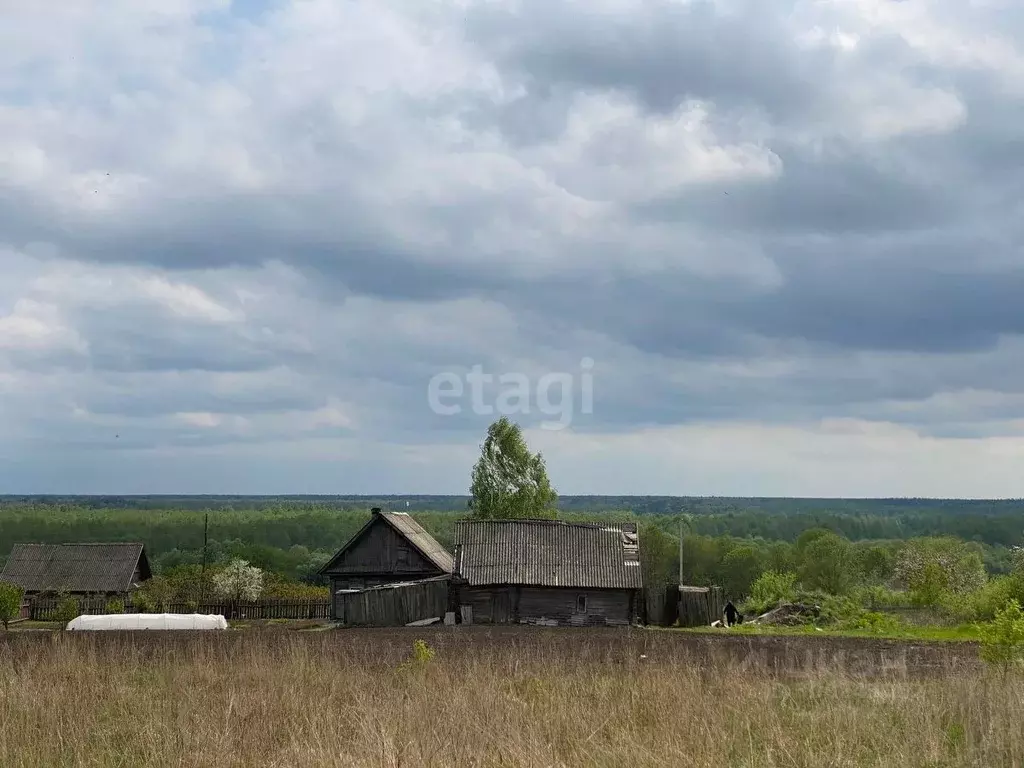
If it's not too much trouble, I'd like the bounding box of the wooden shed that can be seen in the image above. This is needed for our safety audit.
[452,519,643,627]
[0,542,152,598]
[333,576,451,627]
[319,508,454,621]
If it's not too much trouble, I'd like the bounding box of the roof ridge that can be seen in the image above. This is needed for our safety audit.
[456,519,624,528]
[14,541,144,547]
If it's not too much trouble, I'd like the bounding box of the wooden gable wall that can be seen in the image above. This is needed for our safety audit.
[324,517,441,579]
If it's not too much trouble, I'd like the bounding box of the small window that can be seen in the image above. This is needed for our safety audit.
[576,595,587,613]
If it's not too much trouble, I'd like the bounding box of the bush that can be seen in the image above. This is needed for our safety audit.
[411,639,435,665]
[400,639,436,672]
[54,596,80,626]
[838,611,905,635]
[0,581,24,630]
[133,593,155,613]
[850,585,909,611]
[938,575,1024,624]
[105,599,125,614]
[815,592,863,623]
[978,599,1024,676]
[745,571,797,615]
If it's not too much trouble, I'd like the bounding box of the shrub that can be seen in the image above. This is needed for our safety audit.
[105,599,125,614]
[838,611,905,635]
[939,575,1024,624]
[0,581,24,630]
[745,571,797,615]
[851,585,908,611]
[978,599,1024,677]
[133,593,155,613]
[411,639,435,665]
[54,596,80,627]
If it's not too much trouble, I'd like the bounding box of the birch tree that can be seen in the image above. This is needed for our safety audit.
[469,417,557,519]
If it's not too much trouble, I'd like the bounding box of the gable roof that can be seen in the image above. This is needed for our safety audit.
[453,519,642,589]
[0,542,152,593]
[319,510,454,575]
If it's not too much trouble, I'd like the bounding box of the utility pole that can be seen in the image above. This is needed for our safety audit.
[199,512,209,603]
[678,516,684,587]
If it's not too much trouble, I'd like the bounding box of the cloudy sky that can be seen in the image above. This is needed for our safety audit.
[2,0,1024,497]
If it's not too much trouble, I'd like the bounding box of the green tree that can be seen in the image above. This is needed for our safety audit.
[639,523,677,592]
[136,575,176,611]
[857,544,897,584]
[469,417,557,519]
[0,581,24,630]
[721,545,765,599]
[798,532,857,595]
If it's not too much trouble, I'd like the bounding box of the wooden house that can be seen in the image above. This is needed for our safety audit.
[319,508,454,621]
[0,542,152,598]
[452,519,643,626]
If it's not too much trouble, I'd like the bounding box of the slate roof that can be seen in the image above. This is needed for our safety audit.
[453,519,642,589]
[0,542,152,594]
[319,510,454,575]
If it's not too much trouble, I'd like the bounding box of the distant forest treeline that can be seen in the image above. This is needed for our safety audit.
[2,495,1023,545]
[2,497,1023,602]
[4,494,1024,516]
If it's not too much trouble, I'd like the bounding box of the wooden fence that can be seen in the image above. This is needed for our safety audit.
[28,597,330,622]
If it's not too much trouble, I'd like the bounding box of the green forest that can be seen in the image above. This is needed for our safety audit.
[3,495,1024,626]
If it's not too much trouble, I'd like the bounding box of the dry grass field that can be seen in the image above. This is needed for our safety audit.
[0,627,1020,767]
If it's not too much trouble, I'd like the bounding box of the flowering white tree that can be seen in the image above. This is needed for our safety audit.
[213,559,264,603]
[894,537,986,605]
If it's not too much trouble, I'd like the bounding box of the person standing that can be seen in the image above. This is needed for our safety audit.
[724,600,739,627]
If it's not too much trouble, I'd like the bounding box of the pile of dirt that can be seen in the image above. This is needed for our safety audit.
[750,602,822,626]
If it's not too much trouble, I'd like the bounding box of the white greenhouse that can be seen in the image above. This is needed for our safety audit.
[65,613,229,631]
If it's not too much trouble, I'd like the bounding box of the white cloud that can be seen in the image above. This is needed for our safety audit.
[0,299,85,353]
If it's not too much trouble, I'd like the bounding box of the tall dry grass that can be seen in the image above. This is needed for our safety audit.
[0,629,1020,767]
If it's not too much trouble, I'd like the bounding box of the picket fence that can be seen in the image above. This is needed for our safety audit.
[29,597,330,622]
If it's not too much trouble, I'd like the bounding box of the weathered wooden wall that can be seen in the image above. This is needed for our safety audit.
[676,586,724,628]
[326,522,435,579]
[460,586,637,626]
[335,577,450,627]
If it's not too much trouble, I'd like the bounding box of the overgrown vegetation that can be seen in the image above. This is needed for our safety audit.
[0,630,1019,767]
[978,599,1024,676]
[0,582,23,630]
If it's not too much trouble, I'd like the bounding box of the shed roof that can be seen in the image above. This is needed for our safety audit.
[0,542,152,594]
[319,510,454,575]
[453,519,642,589]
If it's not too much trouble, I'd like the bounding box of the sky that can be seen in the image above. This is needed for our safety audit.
[2,0,1024,497]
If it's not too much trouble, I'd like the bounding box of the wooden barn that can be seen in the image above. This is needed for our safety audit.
[319,508,454,621]
[0,542,152,598]
[452,519,643,626]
